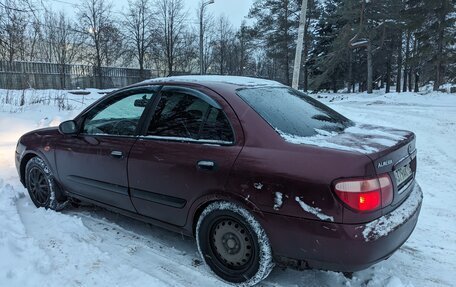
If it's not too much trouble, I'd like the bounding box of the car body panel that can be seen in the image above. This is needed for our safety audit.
[54,135,138,212]
[128,139,242,226]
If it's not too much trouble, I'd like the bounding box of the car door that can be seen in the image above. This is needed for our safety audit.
[54,87,159,211]
[128,86,244,226]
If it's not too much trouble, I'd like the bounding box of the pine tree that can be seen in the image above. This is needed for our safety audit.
[405,0,456,90]
[248,0,301,85]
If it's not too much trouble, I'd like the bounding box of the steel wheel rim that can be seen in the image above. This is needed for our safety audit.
[210,217,254,269]
[28,167,50,205]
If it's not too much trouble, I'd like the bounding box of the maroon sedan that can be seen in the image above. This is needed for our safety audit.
[15,76,422,286]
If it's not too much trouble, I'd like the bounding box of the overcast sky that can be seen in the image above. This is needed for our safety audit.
[45,0,255,28]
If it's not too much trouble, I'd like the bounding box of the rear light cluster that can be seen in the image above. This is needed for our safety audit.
[333,174,393,212]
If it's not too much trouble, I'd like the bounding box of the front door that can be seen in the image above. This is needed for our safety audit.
[128,86,243,226]
[55,88,157,211]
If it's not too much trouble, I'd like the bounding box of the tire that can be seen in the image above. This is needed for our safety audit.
[25,157,68,211]
[196,201,274,286]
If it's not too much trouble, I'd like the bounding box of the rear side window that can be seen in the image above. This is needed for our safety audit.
[237,87,353,137]
[147,91,234,143]
[199,107,234,143]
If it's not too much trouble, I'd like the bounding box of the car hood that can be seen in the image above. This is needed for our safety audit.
[21,126,60,139]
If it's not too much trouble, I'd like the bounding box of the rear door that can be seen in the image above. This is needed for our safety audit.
[128,86,243,226]
[55,87,159,211]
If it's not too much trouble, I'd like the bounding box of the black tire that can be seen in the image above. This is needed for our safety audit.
[25,157,68,211]
[196,201,274,286]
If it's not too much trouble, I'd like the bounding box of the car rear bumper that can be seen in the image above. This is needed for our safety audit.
[261,182,423,272]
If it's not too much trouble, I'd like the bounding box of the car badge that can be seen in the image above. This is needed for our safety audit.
[378,159,393,169]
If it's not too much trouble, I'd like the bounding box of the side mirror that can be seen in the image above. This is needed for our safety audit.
[134,95,149,107]
[59,120,78,135]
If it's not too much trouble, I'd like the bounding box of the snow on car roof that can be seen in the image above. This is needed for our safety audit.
[141,75,285,87]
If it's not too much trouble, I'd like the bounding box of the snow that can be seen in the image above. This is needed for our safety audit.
[351,40,370,47]
[0,87,456,286]
[295,196,334,222]
[363,182,423,242]
[273,192,283,210]
[142,75,285,87]
[253,182,264,190]
[277,124,409,154]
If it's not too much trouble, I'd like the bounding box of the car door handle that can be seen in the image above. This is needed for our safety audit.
[197,160,216,171]
[110,151,124,158]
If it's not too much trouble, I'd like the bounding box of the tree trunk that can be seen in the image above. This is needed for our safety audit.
[434,8,446,91]
[414,72,419,92]
[348,50,353,93]
[396,31,403,93]
[410,35,418,91]
[403,30,411,92]
[284,0,291,86]
[386,51,391,93]
[302,12,311,92]
[367,43,373,94]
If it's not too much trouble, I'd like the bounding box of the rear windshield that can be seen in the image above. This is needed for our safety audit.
[237,87,353,137]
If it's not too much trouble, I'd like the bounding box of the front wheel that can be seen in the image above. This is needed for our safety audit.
[196,201,274,286]
[25,157,68,210]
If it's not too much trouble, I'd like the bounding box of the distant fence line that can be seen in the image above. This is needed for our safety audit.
[0,61,163,90]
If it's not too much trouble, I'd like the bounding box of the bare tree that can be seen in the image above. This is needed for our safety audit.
[175,30,198,73]
[78,0,114,88]
[0,0,28,62]
[100,23,123,67]
[123,0,157,79]
[213,15,233,75]
[154,0,187,75]
[201,14,215,74]
[44,11,84,88]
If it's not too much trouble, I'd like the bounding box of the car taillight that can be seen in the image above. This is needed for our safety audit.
[334,174,393,212]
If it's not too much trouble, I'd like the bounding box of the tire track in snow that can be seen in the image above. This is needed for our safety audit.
[64,208,227,287]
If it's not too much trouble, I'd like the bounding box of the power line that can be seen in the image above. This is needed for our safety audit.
[0,2,37,13]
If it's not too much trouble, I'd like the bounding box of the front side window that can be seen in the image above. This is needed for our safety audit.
[147,90,234,143]
[83,92,154,136]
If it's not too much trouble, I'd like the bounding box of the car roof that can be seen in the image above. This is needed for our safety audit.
[131,75,285,91]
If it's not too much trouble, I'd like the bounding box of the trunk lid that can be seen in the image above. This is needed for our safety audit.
[310,124,417,214]
[335,124,417,212]
[367,130,417,211]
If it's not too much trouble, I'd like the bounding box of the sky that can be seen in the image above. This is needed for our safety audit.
[185,0,255,27]
[45,0,255,28]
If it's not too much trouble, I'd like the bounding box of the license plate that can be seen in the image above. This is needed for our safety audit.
[394,163,413,188]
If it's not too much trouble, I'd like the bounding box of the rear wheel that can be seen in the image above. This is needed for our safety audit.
[196,201,274,286]
[25,157,68,210]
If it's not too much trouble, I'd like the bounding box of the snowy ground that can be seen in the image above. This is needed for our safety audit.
[0,88,455,287]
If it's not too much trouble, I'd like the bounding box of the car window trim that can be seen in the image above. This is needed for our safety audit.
[138,135,234,146]
[160,86,222,109]
[77,86,162,137]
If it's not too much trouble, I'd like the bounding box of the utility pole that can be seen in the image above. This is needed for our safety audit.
[292,0,309,89]
[200,0,214,75]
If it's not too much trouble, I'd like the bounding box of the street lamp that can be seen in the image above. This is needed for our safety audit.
[200,0,215,75]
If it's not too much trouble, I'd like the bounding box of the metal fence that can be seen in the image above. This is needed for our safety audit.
[0,61,162,90]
